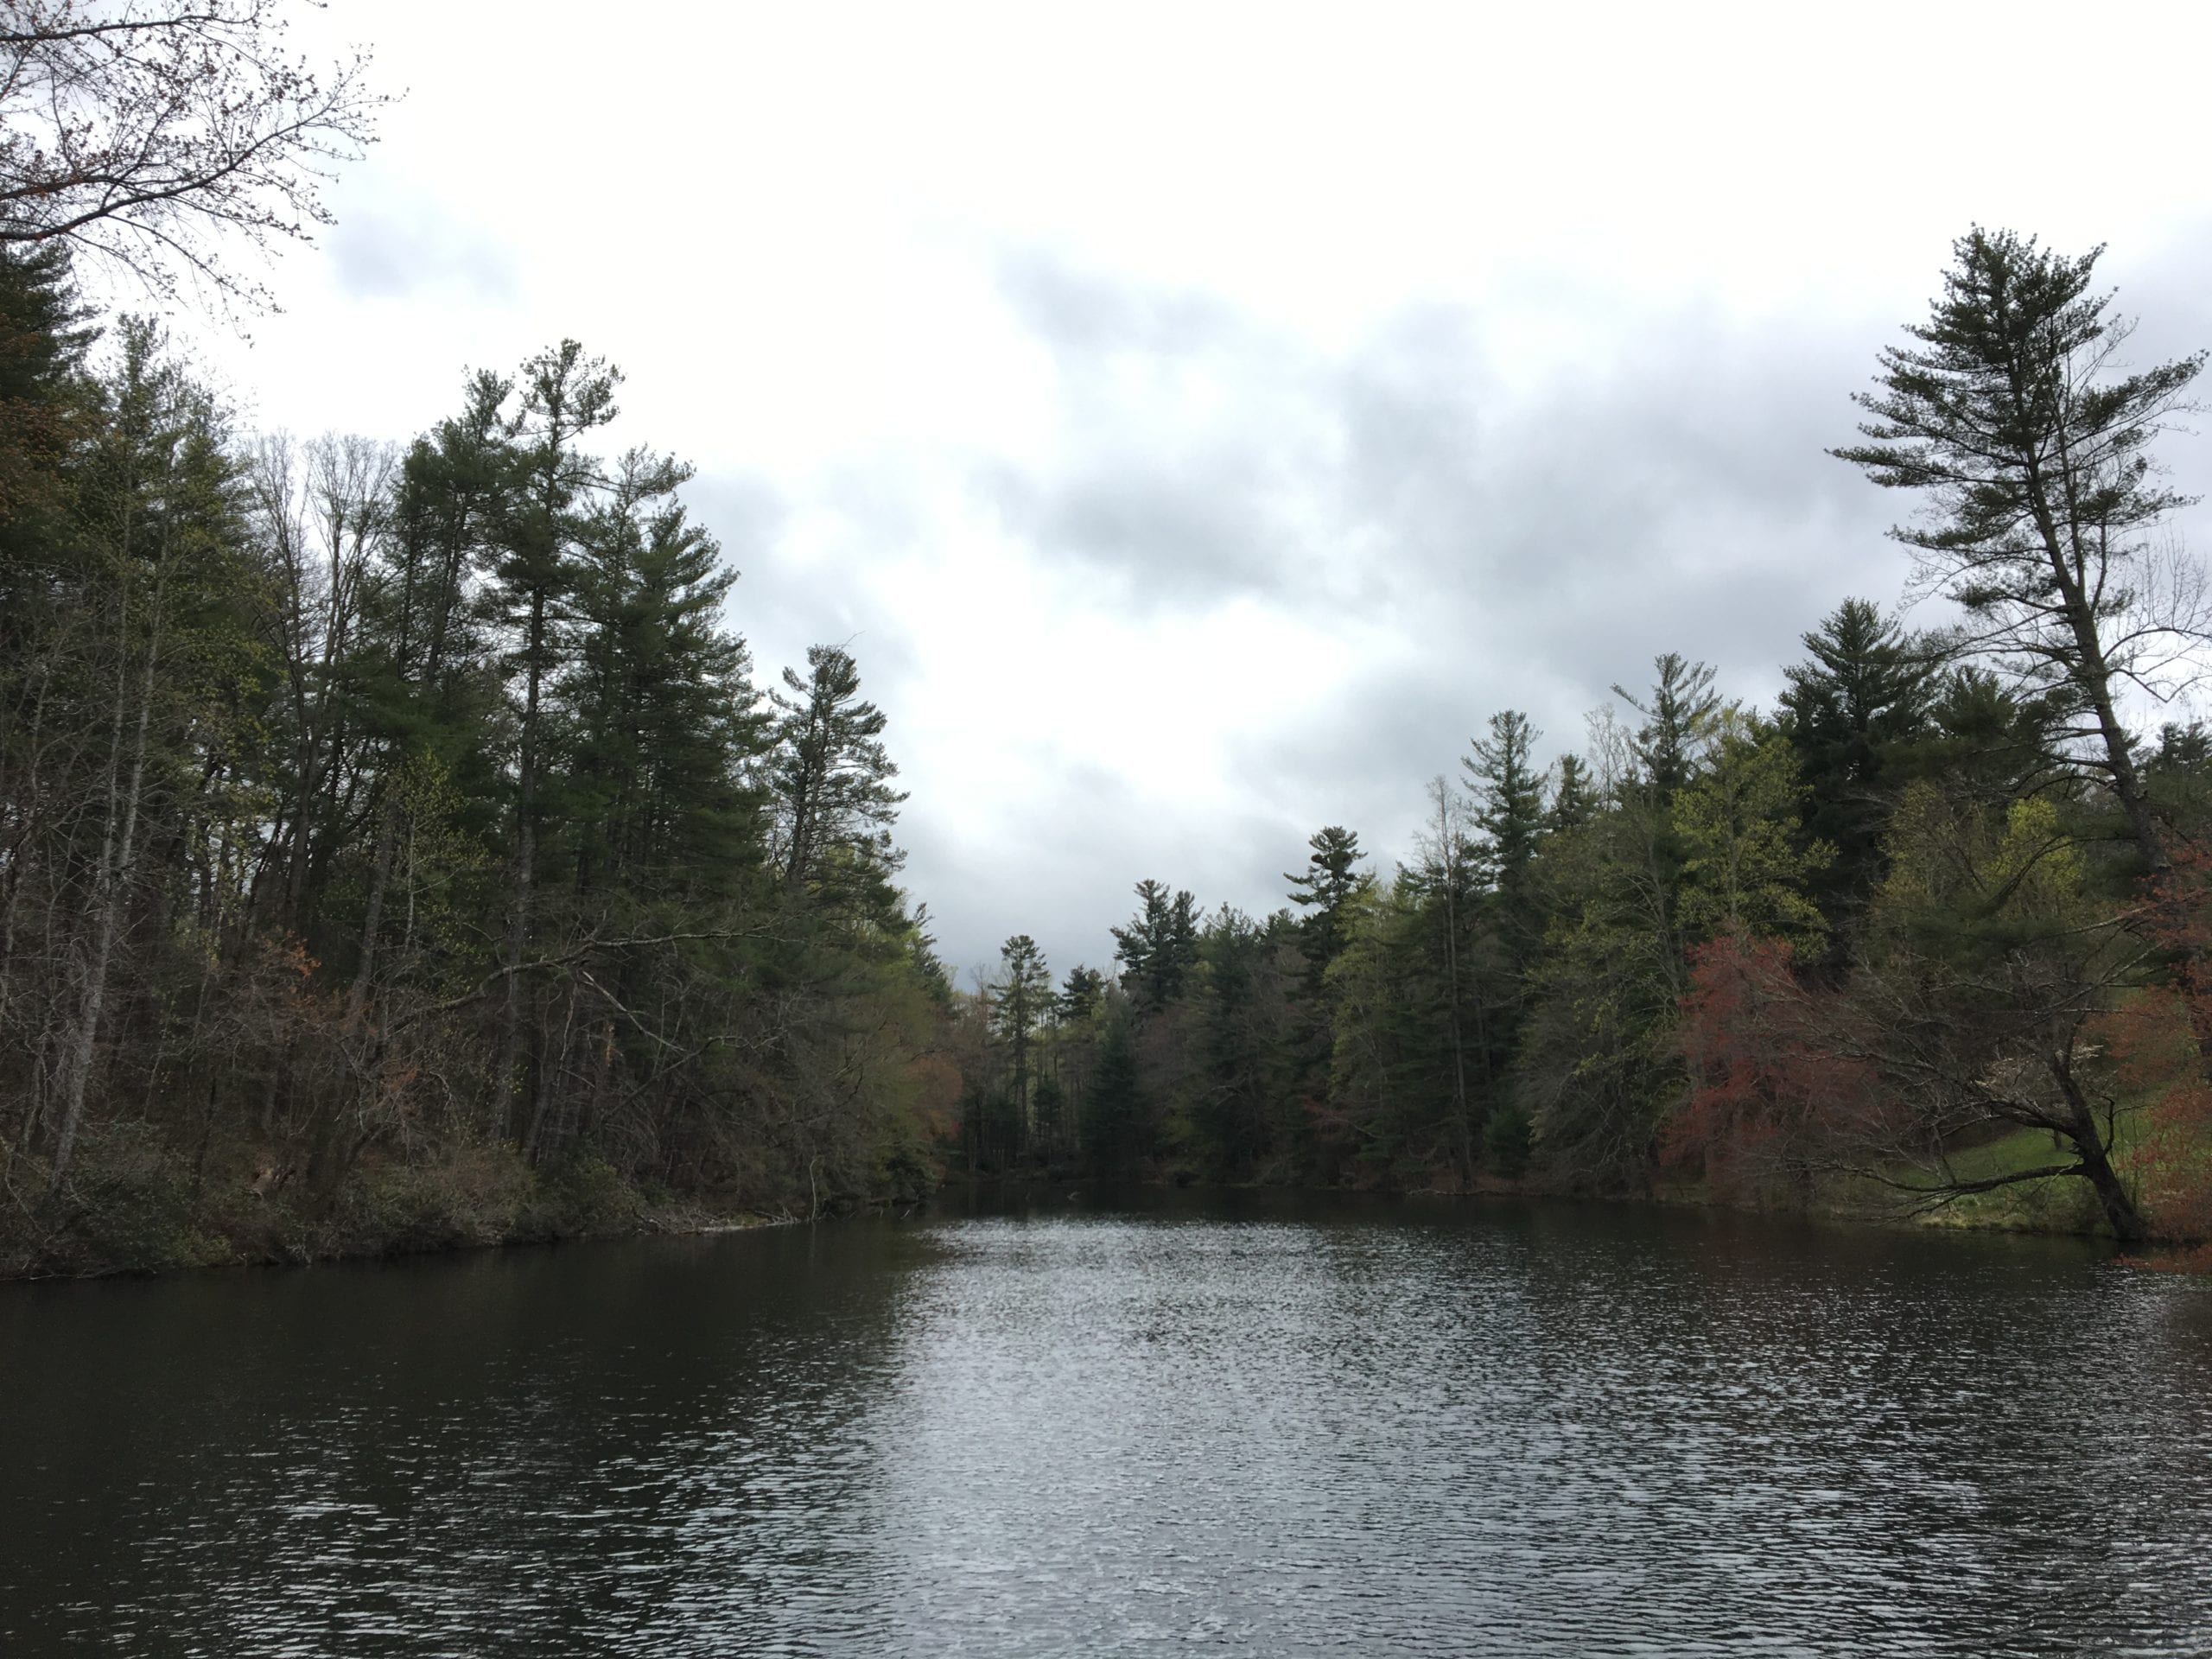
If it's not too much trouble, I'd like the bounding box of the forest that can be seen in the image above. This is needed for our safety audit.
[0,248,969,1273]
[9,222,2212,1274]
[955,232,2212,1261]
[4,5,2212,1273]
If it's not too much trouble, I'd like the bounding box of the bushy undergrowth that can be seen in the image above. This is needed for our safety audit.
[0,1130,931,1279]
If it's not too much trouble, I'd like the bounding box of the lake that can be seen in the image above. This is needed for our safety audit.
[3,1190,2209,1656]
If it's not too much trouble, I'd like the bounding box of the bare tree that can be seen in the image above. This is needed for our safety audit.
[1,0,389,310]
[245,429,391,933]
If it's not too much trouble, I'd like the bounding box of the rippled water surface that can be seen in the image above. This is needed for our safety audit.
[4,1192,2211,1656]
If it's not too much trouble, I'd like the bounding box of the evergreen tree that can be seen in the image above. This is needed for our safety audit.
[1915,666,2073,809]
[1187,905,1292,1179]
[1466,709,1547,953]
[768,643,907,894]
[1833,226,2204,874]
[41,320,256,1192]
[0,245,97,1082]
[1284,825,1369,975]
[1111,878,1199,1011]
[1517,734,1691,1189]
[1546,753,1596,836]
[2144,722,2212,842]
[375,374,511,719]
[338,377,512,1016]
[908,902,955,1006]
[1777,597,1935,929]
[1614,652,1719,802]
[0,284,963,1269]
[1081,1005,1147,1176]
[1673,710,1832,949]
[1281,825,1371,1176]
[992,934,1052,1160]
[562,448,764,905]
[0,241,92,565]
[491,340,620,1132]
[1058,965,1107,1022]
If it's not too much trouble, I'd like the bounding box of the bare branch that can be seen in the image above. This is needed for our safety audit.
[0,0,394,315]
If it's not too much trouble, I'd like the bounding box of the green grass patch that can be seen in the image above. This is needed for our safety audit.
[1904,1107,2155,1237]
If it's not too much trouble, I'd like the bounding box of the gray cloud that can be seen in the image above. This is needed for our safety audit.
[685,234,2212,983]
[900,260,1936,969]
[683,474,788,582]
[690,463,941,738]
[995,247,1245,361]
[327,202,522,305]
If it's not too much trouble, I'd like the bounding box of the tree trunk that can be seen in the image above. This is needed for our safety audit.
[522,986,577,1166]
[346,791,399,1026]
[2052,1053,2146,1243]
[50,576,162,1195]
[1437,829,1473,1184]
[2024,465,2165,874]
[2059,582,2164,874]
[500,589,548,1141]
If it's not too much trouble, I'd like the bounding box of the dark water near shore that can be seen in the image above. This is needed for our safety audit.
[3,1191,2210,1656]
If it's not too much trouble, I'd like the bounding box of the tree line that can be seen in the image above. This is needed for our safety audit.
[0,241,960,1272]
[958,229,2212,1254]
[11,113,2212,1269]
[15,4,2202,1267]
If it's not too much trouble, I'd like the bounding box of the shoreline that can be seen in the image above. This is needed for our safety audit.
[4,1160,2194,1286]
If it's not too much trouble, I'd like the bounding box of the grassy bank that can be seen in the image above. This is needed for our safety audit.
[1630,1100,2203,1258]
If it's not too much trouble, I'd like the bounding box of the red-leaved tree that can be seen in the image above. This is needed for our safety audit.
[1671,934,1880,1200]
[2101,847,2212,1259]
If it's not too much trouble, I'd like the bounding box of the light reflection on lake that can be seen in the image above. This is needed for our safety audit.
[3,1191,2208,1656]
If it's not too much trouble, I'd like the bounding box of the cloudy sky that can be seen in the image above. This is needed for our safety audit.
[194,0,2212,984]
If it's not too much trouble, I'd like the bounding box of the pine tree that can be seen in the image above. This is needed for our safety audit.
[562,448,763,906]
[1778,597,1935,929]
[768,644,907,894]
[1546,753,1596,835]
[340,378,511,1017]
[0,241,92,563]
[1833,226,2205,874]
[1081,1006,1147,1175]
[492,340,620,1133]
[1284,825,1369,975]
[1058,965,1106,1022]
[1614,653,1719,801]
[1111,879,1199,1011]
[992,934,1052,1159]
[43,320,254,1192]
[1674,709,1832,949]
[1466,709,1547,953]
[1188,904,1292,1178]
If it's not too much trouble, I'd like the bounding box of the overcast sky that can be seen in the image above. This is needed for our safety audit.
[192,0,2212,985]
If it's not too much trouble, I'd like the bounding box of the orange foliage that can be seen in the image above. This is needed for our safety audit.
[1672,935,1875,1195]
[2095,846,2212,1247]
[2094,988,2212,1245]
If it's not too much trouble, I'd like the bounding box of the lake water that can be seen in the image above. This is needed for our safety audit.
[3,1191,2209,1656]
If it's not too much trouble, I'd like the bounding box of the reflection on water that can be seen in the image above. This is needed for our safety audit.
[3,1192,2209,1656]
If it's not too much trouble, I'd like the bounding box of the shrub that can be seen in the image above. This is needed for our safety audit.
[1484,1106,1533,1180]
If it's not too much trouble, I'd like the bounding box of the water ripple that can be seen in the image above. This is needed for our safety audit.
[2,1198,2208,1656]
